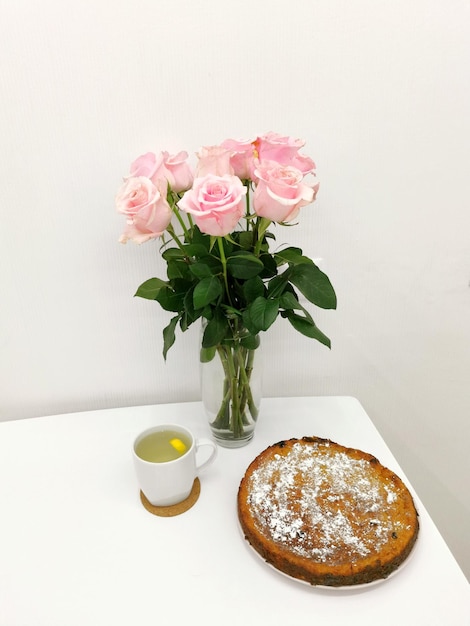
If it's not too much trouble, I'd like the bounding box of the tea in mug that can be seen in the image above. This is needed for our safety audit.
[135,430,192,463]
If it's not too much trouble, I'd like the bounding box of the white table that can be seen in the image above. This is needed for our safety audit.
[0,397,468,625]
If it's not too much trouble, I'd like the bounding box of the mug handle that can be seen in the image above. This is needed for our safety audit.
[195,438,218,472]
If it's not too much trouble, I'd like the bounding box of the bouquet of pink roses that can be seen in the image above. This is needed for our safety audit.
[115,132,336,445]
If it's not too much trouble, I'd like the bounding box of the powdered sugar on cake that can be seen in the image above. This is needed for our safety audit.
[246,441,405,564]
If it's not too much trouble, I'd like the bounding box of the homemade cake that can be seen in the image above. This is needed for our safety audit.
[237,437,419,587]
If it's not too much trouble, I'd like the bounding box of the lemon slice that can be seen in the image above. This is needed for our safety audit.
[170,438,187,454]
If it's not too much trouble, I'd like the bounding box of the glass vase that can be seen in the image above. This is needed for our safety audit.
[200,320,262,448]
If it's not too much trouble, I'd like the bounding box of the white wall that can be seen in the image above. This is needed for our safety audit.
[1,0,469,579]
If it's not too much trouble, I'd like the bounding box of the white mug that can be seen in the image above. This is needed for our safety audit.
[132,424,217,506]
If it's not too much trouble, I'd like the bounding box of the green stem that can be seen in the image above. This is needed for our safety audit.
[244,180,251,224]
[237,347,259,420]
[217,237,233,307]
[211,346,232,429]
[253,217,272,256]
[172,205,191,240]
[228,350,243,437]
[166,224,187,254]
[209,341,259,435]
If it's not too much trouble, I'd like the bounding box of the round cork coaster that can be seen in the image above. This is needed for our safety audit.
[139,478,201,517]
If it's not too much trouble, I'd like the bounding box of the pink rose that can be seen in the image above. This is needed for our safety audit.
[253,162,319,223]
[116,176,172,244]
[177,174,247,236]
[163,151,194,192]
[220,138,257,180]
[255,132,316,175]
[195,146,234,177]
[129,151,193,193]
[129,152,160,179]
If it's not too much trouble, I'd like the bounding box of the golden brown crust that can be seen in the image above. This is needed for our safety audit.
[237,437,419,587]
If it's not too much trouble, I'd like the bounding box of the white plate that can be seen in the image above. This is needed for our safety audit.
[239,520,418,591]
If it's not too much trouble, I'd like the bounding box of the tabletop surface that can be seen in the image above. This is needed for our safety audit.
[0,396,468,626]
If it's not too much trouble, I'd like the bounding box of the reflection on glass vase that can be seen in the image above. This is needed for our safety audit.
[200,320,262,448]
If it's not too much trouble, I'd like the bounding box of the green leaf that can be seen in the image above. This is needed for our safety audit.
[247,296,279,332]
[188,261,213,279]
[166,258,190,280]
[259,252,277,279]
[179,311,189,333]
[183,287,196,319]
[240,334,260,350]
[193,276,223,309]
[209,235,218,252]
[289,263,337,309]
[202,310,229,348]
[155,289,184,312]
[279,291,302,310]
[242,276,265,302]
[285,311,331,348]
[274,246,312,266]
[200,345,217,363]
[155,279,189,312]
[237,230,255,250]
[226,251,264,279]
[241,310,258,336]
[162,247,184,261]
[274,246,301,264]
[184,243,210,258]
[134,277,168,300]
[266,273,289,299]
[280,291,316,326]
[188,226,211,251]
[162,315,181,360]
[189,256,222,278]
[179,288,202,330]
[255,217,272,243]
